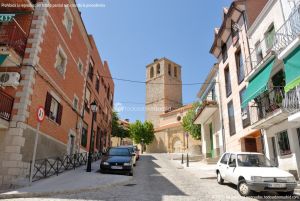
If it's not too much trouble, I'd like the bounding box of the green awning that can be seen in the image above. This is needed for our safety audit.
[0,54,9,65]
[241,59,275,108]
[0,14,15,22]
[284,46,300,92]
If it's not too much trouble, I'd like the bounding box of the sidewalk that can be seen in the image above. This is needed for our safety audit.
[0,160,132,199]
[169,155,217,179]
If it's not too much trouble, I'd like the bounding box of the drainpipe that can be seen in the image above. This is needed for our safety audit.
[213,65,226,153]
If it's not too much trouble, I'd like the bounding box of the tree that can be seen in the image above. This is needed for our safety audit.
[182,102,201,140]
[111,111,130,144]
[129,120,155,145]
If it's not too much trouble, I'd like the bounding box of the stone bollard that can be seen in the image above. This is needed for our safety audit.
[186,153,189,167]
[181,153,184,164]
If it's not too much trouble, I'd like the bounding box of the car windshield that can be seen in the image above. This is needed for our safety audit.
[237,154,274,167]
[108,148,130,156]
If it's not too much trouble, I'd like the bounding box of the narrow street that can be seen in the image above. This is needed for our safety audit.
[7,154,256,201]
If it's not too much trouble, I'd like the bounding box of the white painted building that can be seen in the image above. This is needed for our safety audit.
[241,0,300,179]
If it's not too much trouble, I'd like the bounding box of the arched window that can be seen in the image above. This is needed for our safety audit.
[168,64,171,76]
[174,66,177,77]
[150,67,154,78]
[157,64,161,75]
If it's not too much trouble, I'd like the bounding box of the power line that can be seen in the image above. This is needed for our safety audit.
[98,75,216,86]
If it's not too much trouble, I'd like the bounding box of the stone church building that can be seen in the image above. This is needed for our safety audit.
[145,58,201,153]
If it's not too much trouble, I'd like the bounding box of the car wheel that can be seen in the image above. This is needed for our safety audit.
[237,179,252,196]
[217,172,224,184]
[277,191,294,196]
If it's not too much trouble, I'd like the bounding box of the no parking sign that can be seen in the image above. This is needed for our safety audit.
[36,106,45,123]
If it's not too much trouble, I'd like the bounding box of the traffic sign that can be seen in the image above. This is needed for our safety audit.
[36,106,45,122]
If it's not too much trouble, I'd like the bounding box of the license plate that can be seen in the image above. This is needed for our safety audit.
[268,183,286,188]
[111,166,123,170]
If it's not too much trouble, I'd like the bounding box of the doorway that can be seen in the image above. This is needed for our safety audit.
[271,136,278,166]
[244,138,257,152]
[68,134,75,155]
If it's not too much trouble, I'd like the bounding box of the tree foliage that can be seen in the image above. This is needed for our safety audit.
[111,111,130,140]
[182,102,202,140]
[129,120,155,145]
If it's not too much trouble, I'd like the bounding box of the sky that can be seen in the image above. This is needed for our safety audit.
[77,0,232,122]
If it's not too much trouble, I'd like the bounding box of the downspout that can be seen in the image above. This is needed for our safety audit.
[213,65,226,153]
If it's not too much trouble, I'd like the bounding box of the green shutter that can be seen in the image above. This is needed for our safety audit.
[284,46,300,92]
[241,59,275,108]
[0,54,9,65]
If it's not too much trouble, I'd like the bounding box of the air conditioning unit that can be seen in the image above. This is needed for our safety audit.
[0,72,21,88]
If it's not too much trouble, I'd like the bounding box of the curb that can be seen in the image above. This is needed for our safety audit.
[0,177,133,199]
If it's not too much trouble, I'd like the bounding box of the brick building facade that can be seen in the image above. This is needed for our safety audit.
[0,0,114,189]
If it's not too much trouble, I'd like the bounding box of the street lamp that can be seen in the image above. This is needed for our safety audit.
[141,138,144,154]
[87,100,98,172]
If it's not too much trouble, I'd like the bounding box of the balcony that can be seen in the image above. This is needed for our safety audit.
[250,87,289,129]
[193,100,218,125]
[273,6,300,57]
[283,86,300,122]
[0,90,14,128]
[0,19,29,66]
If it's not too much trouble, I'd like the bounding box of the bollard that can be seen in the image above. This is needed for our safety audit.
[186,153,189,167]
[181,153,184,164]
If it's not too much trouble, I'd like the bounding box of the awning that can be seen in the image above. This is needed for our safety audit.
[241,59,275,108]
[0,54,9,65]
[284,46,300,92]
[0,14,15,22]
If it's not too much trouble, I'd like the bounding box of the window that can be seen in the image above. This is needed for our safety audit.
[63,7,73,36]
[255,41,263,64]
[168,64,171,76]
[73,96,79,111]
[150,67,154,78]
[156,64,161,75]
[220,153,230,164]
[277,130,291,156]
[96,127,101,150]
[174,66,177,77]
[240,88,250,128]
[95,75,100,92]
[265,24,275,50]
[224,66,232,97]
[88,59,94,81]
[77,59,83,74]
[84,88,91,112]
[221,43,228,62]
[81,122,88,147]
[227,101,236,135]
[45,92,63,125]
[231,20,239,45]
[235,50,245,84]
[55,46,67,78]
[228,154,237,167]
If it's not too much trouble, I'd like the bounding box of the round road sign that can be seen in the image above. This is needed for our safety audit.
[37,106,45,122]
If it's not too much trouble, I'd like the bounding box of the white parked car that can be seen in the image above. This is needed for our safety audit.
[216,152,297,196]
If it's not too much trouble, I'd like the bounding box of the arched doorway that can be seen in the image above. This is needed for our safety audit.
[172,137,182,153]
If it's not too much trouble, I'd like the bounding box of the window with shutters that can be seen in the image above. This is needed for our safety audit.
[73,95,79,111]
[63,7,73,37]
[77,59,83,74]
[84,88,91,112]
[95,75,100,93]
[45,92,63,125]
[55,46,67,78]
[88,59,94,81]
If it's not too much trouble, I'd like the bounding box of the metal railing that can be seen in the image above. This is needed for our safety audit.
[273,6,300,55]
[0,90,14,121]
[283,85,300,113]
[29,152,102,182]
[0,19,29,58]
[249,87,285,125]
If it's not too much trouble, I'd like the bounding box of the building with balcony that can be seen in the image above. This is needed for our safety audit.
[0,0,114,189]
[241,0,300,179]
[193,64,224,163]
[210,0,268,154]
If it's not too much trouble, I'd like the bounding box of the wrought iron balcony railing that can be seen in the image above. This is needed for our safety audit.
[0,19,29,58]
[249,87,285,125]
[0,90,14,121]
[283,86,300,113]
[273,6,300,55]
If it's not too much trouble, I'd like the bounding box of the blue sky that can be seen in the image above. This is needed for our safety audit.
[77,0,232,122]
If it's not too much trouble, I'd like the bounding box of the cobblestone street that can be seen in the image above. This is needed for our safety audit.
[3,154,263,201]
